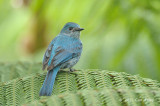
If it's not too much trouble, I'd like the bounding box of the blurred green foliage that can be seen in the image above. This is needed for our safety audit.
[0,0,160,80]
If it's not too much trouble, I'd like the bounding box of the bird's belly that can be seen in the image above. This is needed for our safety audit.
[60,57,80,69]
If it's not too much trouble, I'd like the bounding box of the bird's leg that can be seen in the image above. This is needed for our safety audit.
[69,68,75,72]
[59,69,66,73]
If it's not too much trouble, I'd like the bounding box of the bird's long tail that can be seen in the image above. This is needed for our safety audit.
[39,66,60,96]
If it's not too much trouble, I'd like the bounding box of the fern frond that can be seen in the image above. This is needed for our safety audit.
[152,89,160,104]
[4,79,24,106]
[0,62,42,82]
[127,75,146,87]
[75,70,96,90]
[22,100,44,106]
[108,72,131,87]
[56,72,78,93]
[135,88,157,106]
[62,93,83,106]
[118,88,140,106]
[143,78,160,88]
[99,88,122,106]
[0,62,160,105]
[81,89,102,106]
[23,88,160,106]
[23,73,42,103]
[46,95,63,106]
[0,83,5,106]
[92,70,113,88]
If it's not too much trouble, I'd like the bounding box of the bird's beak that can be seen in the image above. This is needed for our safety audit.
[74,28,84,31]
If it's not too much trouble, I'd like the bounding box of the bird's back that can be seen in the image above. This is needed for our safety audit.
[55,34,82,52]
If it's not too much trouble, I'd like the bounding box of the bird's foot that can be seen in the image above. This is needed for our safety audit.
[69,68,76,72]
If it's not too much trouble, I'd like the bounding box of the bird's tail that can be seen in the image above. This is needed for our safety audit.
[39,66,60,96]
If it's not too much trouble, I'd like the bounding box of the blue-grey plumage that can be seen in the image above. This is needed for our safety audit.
[39,22,84,96]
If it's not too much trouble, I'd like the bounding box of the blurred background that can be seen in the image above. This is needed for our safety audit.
[0,0,160,81]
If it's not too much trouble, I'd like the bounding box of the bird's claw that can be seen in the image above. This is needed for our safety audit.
[69,68,75,72]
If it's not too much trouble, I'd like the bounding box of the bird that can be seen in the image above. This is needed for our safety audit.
[39,22,84,96]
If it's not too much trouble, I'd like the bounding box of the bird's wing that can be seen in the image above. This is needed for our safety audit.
[43,44,76,71]
[42,45,52,70]
[47,48,75,70]
[42,39,55,70]
[47,42,82,71]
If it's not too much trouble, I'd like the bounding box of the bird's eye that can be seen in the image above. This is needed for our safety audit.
[69,27,73,30]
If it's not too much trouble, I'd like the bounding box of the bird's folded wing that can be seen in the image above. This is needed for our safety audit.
[42,43,53,70]
[42,43,74,71]
[42,39,82,71]
[47,49,74,70]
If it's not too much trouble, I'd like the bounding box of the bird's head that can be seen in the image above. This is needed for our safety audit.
[60,22,84,38]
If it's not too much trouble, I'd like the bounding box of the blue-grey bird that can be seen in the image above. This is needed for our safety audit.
[39,22,84,96]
